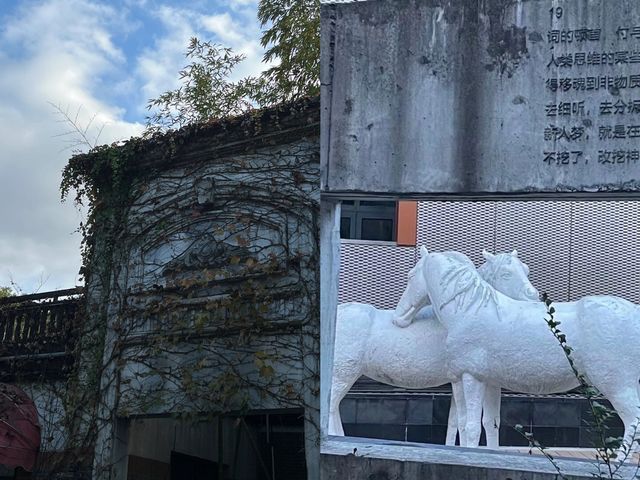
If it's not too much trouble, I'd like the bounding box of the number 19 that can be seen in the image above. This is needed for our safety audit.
[550,6,563,20]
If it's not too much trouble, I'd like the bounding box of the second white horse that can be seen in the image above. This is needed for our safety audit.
[403,248,640,454]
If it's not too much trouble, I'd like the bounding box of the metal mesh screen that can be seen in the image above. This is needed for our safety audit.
[417,201,496,267]
[570,202,640,302]
[494,202,572,301]
[339,200,640,307]
[339,242,416,309]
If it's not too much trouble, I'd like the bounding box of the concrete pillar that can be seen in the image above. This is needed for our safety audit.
[319,200,341,440]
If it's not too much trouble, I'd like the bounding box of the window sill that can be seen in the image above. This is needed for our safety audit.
[340,239,399,246]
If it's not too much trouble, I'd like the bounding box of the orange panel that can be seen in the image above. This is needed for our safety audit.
[396,201,418,246]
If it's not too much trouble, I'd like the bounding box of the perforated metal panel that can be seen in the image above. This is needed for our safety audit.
[495,202,572,301]
[416,201,496,267]
[570,202,640,302]
[339,200,640,307]
[339,242,416,309]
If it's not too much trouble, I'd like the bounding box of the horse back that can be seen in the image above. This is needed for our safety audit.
[578,295,638,319]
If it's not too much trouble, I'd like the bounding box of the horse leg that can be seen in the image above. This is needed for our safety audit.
[605,387,640,457]
[451,380,467,446]
[462,373,485,448]
[482,385,501,449]
[446,383,461,445]
[580,353,640,456]
[328,365,361,436]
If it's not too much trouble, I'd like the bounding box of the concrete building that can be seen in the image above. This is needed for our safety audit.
[0,97,321,480]
[80,97,321,480]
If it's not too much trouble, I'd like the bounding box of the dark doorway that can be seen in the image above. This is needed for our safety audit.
[243,412,306,480]
[170,451,224,480]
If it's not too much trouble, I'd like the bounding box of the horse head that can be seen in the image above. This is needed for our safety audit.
[478,250,540,302]
[392,247,539,327]
[393,246,431,327]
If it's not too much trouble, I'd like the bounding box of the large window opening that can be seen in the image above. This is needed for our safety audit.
[335,199,637,451]
[125,411,306,480]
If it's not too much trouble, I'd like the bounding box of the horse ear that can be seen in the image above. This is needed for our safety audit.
[420,245,429,258]
[511,249,518,258]
[482,249,495,261]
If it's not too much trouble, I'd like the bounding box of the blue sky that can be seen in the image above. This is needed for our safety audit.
[0,0,268,293]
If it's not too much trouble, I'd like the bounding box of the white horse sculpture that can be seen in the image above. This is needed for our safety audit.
[330,249,539,448]
[400,248,640,452]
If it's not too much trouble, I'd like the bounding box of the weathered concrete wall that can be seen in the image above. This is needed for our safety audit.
[321,0,640,195]
[320,437,640,479]
[322,455,588,480]
[114,136,319,417]
[81,99,321,478]
[23,382,67,452]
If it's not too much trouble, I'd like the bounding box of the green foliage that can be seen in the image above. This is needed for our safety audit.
[145,39,255,134]
[520,294,635,479]
[61,140,143,284]
[255,0,320,105]
[145,0,319,133]
[0,287,12,298]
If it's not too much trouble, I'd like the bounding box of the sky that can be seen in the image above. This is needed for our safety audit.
[0,0,269,293]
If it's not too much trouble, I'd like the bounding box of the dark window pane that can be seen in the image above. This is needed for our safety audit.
[360,200,395,208]
[341,200,355,205]
[340,217,352,239]
[361,218,393,241]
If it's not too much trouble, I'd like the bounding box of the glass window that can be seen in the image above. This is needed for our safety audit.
[340,200,396,241]
[361,218,394,241]
[340,217,352,239]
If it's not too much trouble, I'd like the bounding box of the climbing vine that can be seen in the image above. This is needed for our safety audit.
[53,98,320,478]
[516,294,637,479]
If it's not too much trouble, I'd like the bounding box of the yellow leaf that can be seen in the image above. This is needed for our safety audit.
[260,365,274,379]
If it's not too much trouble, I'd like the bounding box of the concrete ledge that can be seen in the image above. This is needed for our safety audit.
[321,436,640,479]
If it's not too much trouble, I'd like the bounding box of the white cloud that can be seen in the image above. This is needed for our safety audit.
[201,13,244,45]
[228,0,258,6]
[135,5,198,103]
[200,12,267,79]
[0,0,143,292]
[2,0,125,63]
[134,3,268,114]
[0,0,269,293]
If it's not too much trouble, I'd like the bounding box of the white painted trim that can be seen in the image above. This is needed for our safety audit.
[340,239,398,247]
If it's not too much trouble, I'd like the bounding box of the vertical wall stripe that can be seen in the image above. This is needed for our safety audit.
[396,201,418,246]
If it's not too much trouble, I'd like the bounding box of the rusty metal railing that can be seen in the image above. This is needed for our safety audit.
[0,288,83,379]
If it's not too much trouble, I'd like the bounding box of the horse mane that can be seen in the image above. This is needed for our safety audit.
[436,252,497,315]
[477,253,512,285]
